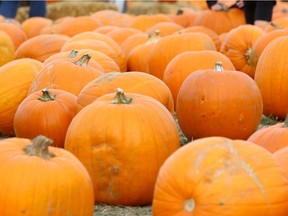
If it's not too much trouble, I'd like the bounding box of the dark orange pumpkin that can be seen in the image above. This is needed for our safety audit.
[176,62,263,140]
[14,89,78,148]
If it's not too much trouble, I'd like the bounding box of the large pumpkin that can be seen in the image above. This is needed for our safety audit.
[14,88,78,148]
[65,88,180,206]
[0,58,43,136]
[0,135,94,215]
[176,62,263,140]
[0,30,15,66]
[153,136,288,216]
[254,36,288,120]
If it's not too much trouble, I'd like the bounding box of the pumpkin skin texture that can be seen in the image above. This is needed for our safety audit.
[0,136,94,216]
[65,89,180,206]
[152,137,288,216]
[0,30,15,66]
[14,89,78,148]
[0,58,43,136]
[247,117,288,153]
[77,71,174,115]
[274,146,288,175]
[254,36,288,120]
[176,62,263,140]
[148,32,216,79]
[163,50,235,106]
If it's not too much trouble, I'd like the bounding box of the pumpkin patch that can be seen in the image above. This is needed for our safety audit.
[0,1,287,215]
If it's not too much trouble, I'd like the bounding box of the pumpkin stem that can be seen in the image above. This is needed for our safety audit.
[176,8,184,15]
[218,3,229,11]
[23,135,55,160]
[111,88,132,104]
[74,54,91,66]
[68,49,79,58]
[282,114,288,128]
[184,198,195,212]
[245,47,252,65]
[147,30,160,44]
[38,88,55,102]
[270,22,282,30]
[214,62,224,71]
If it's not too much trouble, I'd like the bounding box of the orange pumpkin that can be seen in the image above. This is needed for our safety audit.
[14,34,69,62]
[77,71,174,115]
[29,54,104,96]
[14,89,78,148]
[153,136,288,216]
[54,15,102,37]
[247,115,288,153]
[220,24,265,78]
[0,135,94,215]
[0,21,27,49]
[148,32,216,79]
[21,17,53,38]
[65,88,180,206]
[163,50,235,106]
[274,145,288,175]
[254,36,288,120]
[0,58,43,136]
[193,8,245,35]
[176,62,263,140]
[146,22,184,37]
[0,30,15,66]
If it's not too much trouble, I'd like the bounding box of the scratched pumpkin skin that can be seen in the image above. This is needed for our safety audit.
[153,137,288,216]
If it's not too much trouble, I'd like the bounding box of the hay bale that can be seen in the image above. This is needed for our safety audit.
[16,1,118,22]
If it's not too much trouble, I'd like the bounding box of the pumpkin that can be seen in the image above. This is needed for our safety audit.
[77,71,174,114]
[0,21,27,49]
[65,88,180,206]
[168,7,198,28]
[274,146,288,175]
[53,15,102,37]
[254,36,288,120]
[0,135,94,215]
[249,27,288,70]
[146,22,184,37]
[105,27,142,46]
[163,50,235,106]
[0,30,15,66]
[176,62,263,140]
[220,24,265,78]
[29,54,104,96]
[0,58,43,136]
[21,17,53,38]
[153,136,288,216]
[247,114,288,153]
[14,34,70,62]
[14,89,78,148]
[193,8,246,35]
[148,32,216,79]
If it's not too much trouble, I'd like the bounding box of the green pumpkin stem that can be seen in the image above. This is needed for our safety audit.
[270,22,282,30]
[282,114,288,128]
[68,49,79,58]
[74,54,91,66]
[23,135,55,160]
[214,62,224,72]
[38,88,55,102]
[112,88,132,104]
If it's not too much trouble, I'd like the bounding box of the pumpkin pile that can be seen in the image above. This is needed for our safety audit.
[0,0,288,215]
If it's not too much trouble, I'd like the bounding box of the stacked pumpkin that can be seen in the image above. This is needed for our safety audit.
[0,1,288,215]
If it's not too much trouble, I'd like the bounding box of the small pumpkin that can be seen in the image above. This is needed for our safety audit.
[14,88,78,148]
